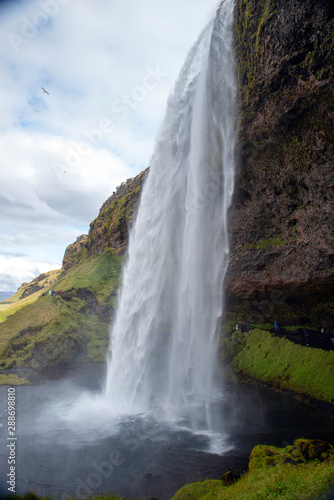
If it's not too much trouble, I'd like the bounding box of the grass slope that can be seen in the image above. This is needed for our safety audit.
[0,249,122,382]
[172,439,334,500]
[220,328,334,403]
[0,270,61,323]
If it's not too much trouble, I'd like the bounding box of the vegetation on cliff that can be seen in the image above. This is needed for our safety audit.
[0,250,121,379]
[220,328,334,404]
[85,169,148,258]
[0,270,61,323]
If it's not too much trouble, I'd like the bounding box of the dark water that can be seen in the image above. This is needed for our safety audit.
[0,364,333,500]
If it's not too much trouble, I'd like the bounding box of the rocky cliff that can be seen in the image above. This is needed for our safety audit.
[225,0,334,324]
[86,168,148,256]
[62,169,148,271]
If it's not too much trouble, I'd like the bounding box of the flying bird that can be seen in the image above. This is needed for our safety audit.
[41,87,49,95]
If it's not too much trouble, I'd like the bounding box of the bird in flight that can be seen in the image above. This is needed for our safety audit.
[41,87,49,95]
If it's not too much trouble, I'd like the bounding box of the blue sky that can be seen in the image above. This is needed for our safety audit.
[0,0,219,292]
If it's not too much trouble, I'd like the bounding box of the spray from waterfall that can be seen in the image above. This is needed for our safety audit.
[105,0,236,423]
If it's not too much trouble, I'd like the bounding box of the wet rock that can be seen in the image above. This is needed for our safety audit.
[220,470,241,485]
[294,439,332,461]
[283,457,297,465]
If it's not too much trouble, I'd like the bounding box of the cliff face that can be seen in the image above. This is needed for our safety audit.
[62,169,148,271]
[225,0,334,323]
[62,234,88,271]
[86,168,148,256]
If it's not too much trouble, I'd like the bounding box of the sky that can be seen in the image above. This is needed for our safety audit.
[0,0,219,292]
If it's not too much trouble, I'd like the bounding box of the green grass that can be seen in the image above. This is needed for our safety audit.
[52,249,122,302]
[173,463,334,499]
[222,329,334,403]
[0,270,61,323]
[0,250,122,377]
[172,440,334,500]
[0,373,28,385]
[0,296,57,363]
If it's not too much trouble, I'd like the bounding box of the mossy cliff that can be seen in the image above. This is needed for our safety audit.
[226,0,334,324]
[86,169,148,257]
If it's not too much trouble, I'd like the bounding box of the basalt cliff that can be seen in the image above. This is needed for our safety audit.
[227,0,334,325]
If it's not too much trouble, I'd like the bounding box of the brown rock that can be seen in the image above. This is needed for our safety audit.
[220,470,241,486]
[225,0,334,323]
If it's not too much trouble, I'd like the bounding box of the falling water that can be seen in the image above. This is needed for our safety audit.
[105,0,236,423]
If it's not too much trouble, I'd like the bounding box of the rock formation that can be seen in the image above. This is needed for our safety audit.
[225,0,334,323]
[62,169,148,267]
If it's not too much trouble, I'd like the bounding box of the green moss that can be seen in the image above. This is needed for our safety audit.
[53,249,122,301]
[249,439,334,471]
[172,439,334,500]
[255,0,277,54]
[242,236,285,250]
[0,373,28,386]
[226,329,334,403]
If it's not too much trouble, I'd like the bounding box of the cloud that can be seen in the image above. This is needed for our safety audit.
[0,255,60,292]
[0,0,220,290]
[0,128,134,223]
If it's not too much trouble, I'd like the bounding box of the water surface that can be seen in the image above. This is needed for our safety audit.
[0,364,332,500]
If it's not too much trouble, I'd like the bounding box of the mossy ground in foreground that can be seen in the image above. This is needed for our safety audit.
[172,439,334,500]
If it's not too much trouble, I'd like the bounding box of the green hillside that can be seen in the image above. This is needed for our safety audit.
[0,249,122,384]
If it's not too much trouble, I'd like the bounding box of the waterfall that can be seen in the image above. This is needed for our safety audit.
[105,0,236,423]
